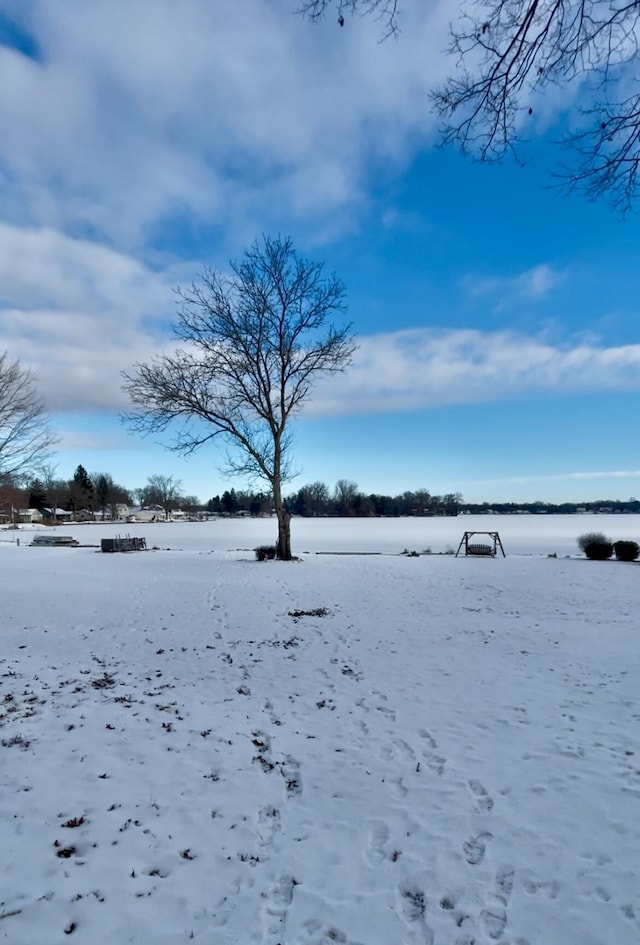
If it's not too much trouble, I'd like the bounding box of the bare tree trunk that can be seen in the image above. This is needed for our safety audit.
[272,475,292,560]
[276,505,292,560]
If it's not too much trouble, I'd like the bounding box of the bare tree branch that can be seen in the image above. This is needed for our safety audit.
[557,88,640,211]
[297,0,401,38]
[0,351,58,479]
[300,0,640,210]
[431,0,640,210]
[122,235,356,559]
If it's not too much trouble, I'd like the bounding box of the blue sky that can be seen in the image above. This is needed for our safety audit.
[1,0,639,504]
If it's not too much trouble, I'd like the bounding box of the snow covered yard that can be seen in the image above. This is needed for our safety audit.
[1,521,639,944]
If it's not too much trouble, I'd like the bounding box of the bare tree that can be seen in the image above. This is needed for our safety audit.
[122,235,355,560]
[40,463,69,517]
[300,0,640,211]
[295,480,331,516]
[0,352,57,478]
[334,478,360,515]
[137,474,184,513]
[0,474,26,522]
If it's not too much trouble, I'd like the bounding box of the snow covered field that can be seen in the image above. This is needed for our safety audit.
[1,516,639,944]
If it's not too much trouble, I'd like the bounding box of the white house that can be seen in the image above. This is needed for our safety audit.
[94,504,130,522]
[17,508,43,523]
[126,505,167,523]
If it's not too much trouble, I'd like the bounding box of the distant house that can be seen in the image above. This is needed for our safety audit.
[94,504,130,522]
[17,508,43,523]
[127,505,167,523]
[42,508,74,522]
[73,509,95,522]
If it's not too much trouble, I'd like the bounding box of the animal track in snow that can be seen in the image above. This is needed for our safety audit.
[467,779,494,812]
[462,831,492,866]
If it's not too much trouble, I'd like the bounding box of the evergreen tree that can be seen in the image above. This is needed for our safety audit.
[70,464,94,515]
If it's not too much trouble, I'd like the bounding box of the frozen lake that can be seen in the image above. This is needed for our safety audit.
[8,512,640,558]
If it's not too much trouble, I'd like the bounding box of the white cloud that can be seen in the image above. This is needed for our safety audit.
[1,223,638,419]
[0,3,635,429]
[467,264,563,302]
[0,222,177,411]
[567,470,640,480]
[55,429,133,451]
[0,0,453,248]
[307,328,640,415]
[457,470,640,489]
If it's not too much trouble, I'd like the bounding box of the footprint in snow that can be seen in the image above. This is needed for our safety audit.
[375,704,397,722]
[388,776,408,799]
[256,805,281,852]
[365,822,389,865]
[481,908,507,940]
[418,729,438,750]
[522,876,560,899]
[467,779,494,812]
[397,885,435,945]
[621,903,640,928]
[281,756,302,796]
[417,730,446,775]
[481,866,514,941]
[462,832,492,866]
[264,873,295,915]
[262,874,296,944]
[496,866,514,897]
[393,738,416,762]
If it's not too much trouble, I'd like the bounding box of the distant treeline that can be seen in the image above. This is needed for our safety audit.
[206,483,459,517]
[206,484,640,518]
[5,468,638,520]
[459,499,640,515]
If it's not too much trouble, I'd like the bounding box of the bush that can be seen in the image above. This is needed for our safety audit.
[577,532,609,553]
[613,540,640,561]
[583,540,614,560]
[584,541,614,560]
[255,544,277,561]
